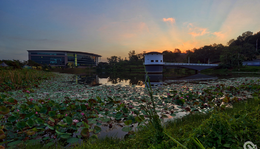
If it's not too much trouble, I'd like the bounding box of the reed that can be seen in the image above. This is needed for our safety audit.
[0,69,56,92]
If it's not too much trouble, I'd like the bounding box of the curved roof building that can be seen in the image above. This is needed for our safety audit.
[27,50,101,67]
[144,52,164,73]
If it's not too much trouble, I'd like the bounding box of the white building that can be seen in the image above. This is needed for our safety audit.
[144,52,165,73]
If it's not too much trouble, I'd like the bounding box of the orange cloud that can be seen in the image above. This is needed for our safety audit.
[187,23,209,37]
[212,31,225,39]
[163,18,175,24]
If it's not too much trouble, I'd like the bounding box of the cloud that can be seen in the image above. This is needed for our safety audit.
[186,23,209,37]
[212,32,225,39]
[163,18,175,24]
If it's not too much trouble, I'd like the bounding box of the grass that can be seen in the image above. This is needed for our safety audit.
[0,69,56,92]
[20,96,258,149]
[71,96,260,149]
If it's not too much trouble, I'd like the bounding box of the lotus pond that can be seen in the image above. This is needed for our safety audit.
[0,72,260,148]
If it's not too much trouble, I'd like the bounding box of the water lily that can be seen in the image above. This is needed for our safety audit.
[26,90,30,93]
[81,112,84,116]
[17,109,19,112]
[65,114,68,116]
[35,112,38,114]
[30,98,33,101]
[73,119,79,123]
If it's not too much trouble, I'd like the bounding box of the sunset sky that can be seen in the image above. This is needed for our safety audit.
[1,0,260,62]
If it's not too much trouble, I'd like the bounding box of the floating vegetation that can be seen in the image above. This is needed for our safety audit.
[0,72,260,148]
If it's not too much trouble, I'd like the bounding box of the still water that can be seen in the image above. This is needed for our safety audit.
[65,72,259,141]
[72,72,259,87]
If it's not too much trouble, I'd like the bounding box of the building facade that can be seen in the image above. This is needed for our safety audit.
[28,50,101,67]
[144,52,165,73]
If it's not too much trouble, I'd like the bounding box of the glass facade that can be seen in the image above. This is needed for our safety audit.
[29,51,99,66]
[67,53,74,62]
[76,54,96,66]
[31,56,65,65]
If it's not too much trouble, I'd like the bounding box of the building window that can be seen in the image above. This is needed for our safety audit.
[160,60,162,62]
[151,60,154,62]
[30,52,65,55]
[155,60,158,62]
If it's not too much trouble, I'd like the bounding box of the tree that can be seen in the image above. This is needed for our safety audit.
[241,43,257,61]
[107,56,118,66]
[227,39,235,46]
[220,46,244,68]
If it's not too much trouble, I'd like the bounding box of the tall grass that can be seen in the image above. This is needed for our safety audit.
[0,69,56,92]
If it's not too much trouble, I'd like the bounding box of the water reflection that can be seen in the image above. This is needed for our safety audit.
[74,74,101,86]
[145,74,164,88]
[73,73,218,87]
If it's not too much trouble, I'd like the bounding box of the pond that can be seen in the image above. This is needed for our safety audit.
[57,71,260,140]
[70,72,260,87]
[3,71,260,148]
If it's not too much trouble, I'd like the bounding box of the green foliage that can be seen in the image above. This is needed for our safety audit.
[0,69,55,92]
[219,46,244,69]
[186,44,225,64]
[187,100,260,148]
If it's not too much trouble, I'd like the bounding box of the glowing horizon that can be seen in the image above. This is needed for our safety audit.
[1,0,260,62]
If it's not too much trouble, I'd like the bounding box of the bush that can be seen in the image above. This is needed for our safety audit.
[187,101,260,148]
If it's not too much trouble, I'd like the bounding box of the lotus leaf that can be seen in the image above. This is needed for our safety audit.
[0,130,6,139]
[48,117,55,123]
[115,112,123,120]
[67,137,80,144]
[7,140,22,147]
[0,106,9,115]
[80,104,86,111]
[57,121,67,127]
[26,129,36,135]
[93,126,101,134]
[48,111,56,117]
[40,107,47,114]
[122,126,132,132]
[26,119,34,128]
[81,128,89,138]
[16,121,26,129]
[45,142,55,147]
[35,118,44,124]
[124,120,132,126]
[8,116,17,123]
[44,123,54,130]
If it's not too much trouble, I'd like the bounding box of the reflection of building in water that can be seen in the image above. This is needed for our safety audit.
[75,75,100,86]
[145,74,164,88]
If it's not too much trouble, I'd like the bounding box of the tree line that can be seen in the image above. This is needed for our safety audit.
[187,31,260,68]
[103,30,260,70]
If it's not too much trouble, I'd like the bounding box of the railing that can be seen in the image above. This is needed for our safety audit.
[164,63,218,66]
